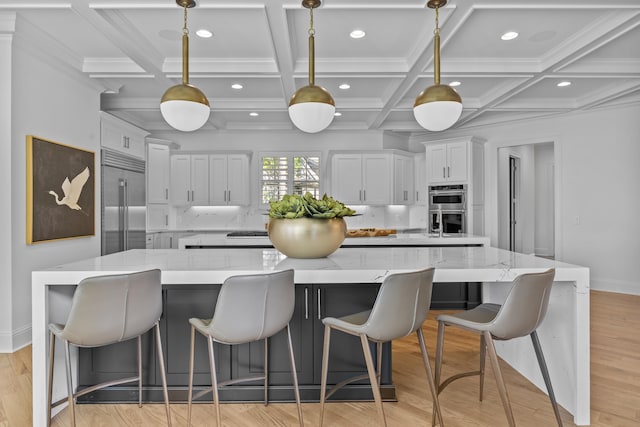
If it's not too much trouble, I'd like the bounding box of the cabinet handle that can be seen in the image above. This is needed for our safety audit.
[317,288,322,320]
[447,166,450,178]
[304,287,309,320]
[227,190,231,202]
[363,190,366,201]
[416,191,419,201]
[443,167,446,178]
[169,236,173,248]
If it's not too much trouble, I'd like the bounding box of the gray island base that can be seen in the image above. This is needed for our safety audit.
[32,246,590,425]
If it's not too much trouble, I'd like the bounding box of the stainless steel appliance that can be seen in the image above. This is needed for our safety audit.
[101,150,146,255]
[429,184,466,235]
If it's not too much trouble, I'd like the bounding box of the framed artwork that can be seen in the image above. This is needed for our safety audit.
[26,135,95,244]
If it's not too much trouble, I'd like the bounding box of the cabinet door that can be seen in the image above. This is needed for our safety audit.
[362,154,391,205]
[163,287,231,386]
[414,153,427,206]
[331,154,363,205]
[227,154,250,205]
[427,144,448,183]
[171,155,191,205]
[393,155,414,205]
[147,144,170,204]
[447,142,468,182]
[147,204,170,231]
[209,154,228,205]
[233,286,314,390]
[313,284,390,386]
[126,133,146,159]
[190,155,210,205]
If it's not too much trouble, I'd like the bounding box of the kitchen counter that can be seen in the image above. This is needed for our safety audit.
[178,232,490,249]
[32,246,589,425]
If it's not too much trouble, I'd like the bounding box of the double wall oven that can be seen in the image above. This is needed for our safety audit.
[428,184,466,235]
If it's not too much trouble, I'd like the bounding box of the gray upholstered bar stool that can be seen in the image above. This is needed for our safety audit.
[186,269,303,427]
[47,269,171,427]
[319,267,445,427]
[433,268,563,427]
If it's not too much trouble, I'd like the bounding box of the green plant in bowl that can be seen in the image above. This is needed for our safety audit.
[269,193,356,219]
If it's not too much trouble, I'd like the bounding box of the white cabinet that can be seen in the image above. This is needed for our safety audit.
[393,154,414,205]
[100,112,148,159]
[209,154,250,205]
[426,141,467,183]
[331,153,391,205]
[414,153,427,206]
[147,143,170,204]
[147,204,170,230]
[171,154,209,205]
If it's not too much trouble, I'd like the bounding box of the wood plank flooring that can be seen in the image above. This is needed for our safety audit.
[1,290,638,426]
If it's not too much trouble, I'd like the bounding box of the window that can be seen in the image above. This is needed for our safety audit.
[261,153,320,204]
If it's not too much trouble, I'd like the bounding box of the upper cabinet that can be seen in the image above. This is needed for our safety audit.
[100,112,148,159]
[209,154,250,206]
[147,142,170,204]
[393,153,414,205]
[170,154,209,205]
[426,141,467,183]
[330,151,415,206]
[414,153,427,206]
[331,153,392,205]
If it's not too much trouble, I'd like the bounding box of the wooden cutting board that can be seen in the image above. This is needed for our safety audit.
[346,228,397,237]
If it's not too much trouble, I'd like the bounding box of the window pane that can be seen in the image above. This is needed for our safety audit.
[293,156,320,198]
[262,157,288,204]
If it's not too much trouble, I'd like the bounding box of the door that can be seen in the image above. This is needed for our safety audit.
[227,154,250,205]
[147,144,170,203]
[209,154,228,205]
[362,154,391,204]
[331,154,363,204]
[190,155,210,205]
[447,142,468,182]
[171,155,191,205]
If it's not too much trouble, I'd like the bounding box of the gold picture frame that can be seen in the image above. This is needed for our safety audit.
[26,135,95,244]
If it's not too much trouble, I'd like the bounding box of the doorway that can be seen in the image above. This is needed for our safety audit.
[497,142,554,256]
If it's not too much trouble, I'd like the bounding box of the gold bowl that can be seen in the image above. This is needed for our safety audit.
[268,217,346,258]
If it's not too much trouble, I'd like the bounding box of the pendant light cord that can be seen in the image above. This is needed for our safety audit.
[433,5,441,85]
[308,6,316,86]
[182,4,190,85]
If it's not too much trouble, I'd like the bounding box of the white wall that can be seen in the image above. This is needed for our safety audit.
[535,143,554,256]
[419,104,640,295]
[1,23,101,352]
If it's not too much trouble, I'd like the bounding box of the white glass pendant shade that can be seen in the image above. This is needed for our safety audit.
[288,84,335,133]
[413,84,462,132]
[160,83,210,132]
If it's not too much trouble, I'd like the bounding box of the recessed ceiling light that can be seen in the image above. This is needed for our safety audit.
[231,83,243,90]
[249,112,259,117]
[557,81,572,87]
[350,29,366,39]
[449,81,461,87]
[501,31,519,41]
[339,83,351,90]
[196,29,213,38]
[334,112,342,117]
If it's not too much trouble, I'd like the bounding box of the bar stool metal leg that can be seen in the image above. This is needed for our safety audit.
[154,323,172,426]
[264,338,269,406]
[530,331,563,426]
[137,336,143,408]
[360,334,386,426]
[285,324,304,426]
[207,335,222,427]
[479,334,486,401]
[417,328,445,426]
[483,331,516,427]
[319,324,331,427]
[63,340,76,427]
[187,326,195,427]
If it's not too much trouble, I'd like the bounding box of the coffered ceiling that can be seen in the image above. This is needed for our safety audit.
[4,0,640,134]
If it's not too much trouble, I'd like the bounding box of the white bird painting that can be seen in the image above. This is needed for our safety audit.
[48,166,90,211]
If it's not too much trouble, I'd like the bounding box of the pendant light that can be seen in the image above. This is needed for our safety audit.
[288,0,335,133]
[413,0,462,132]
[160,0,210,132]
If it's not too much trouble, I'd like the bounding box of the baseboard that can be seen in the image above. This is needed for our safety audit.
[0,324,32,353]
[591,277,640,296]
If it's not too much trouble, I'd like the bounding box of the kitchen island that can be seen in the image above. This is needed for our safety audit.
[32,246,590,426]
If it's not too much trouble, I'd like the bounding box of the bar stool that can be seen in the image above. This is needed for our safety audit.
[319,267,445,427]
[434,268,563,427]
[187,269,303,427]
[47,269,171,427]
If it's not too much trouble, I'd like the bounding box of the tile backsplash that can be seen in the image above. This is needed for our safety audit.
[171,205,427,230]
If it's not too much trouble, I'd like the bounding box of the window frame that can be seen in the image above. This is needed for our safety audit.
[258,151,323,208]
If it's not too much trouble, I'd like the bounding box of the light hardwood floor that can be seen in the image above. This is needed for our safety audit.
[1,290,638,426]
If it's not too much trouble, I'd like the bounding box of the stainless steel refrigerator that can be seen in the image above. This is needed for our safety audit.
[101,149,146,255]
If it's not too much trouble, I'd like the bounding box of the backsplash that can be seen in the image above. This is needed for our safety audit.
[171,205,427,231]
